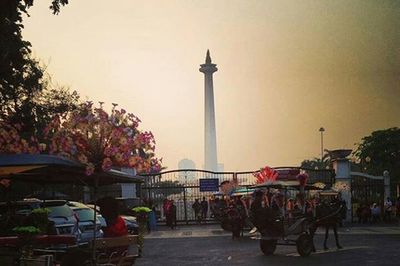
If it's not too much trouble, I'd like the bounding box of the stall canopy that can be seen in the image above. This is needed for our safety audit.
[0,154,143,186]
[251,180,322,191]
[230,187,255,197]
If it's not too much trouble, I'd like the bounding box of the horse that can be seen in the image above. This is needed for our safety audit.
[220,203,247,239]
[310,200,346,250]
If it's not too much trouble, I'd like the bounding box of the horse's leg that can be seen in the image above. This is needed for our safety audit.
[333,224,342,249]
[323,225,329,250]
[309,225,317,252]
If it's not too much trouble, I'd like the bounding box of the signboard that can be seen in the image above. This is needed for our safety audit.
[276,169,300,180]
[199,178,219,192]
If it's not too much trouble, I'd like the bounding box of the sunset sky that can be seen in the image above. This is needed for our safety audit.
[23,0,400,171]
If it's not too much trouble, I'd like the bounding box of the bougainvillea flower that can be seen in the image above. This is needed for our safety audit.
[1,102,163,176]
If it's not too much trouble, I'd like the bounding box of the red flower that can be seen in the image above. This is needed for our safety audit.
[253,166,278,184]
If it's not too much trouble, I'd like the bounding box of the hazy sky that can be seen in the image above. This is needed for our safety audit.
[23,0,400,171]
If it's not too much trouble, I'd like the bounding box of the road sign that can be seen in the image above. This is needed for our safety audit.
[199,178,219,192]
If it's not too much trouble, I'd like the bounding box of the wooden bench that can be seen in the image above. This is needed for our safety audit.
[90,235,139,266]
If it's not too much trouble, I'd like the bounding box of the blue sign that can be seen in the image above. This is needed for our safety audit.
[199,178,219,192]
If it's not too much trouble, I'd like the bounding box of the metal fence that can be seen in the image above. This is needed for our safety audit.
[140,167,335,224]
[351,173,384,222]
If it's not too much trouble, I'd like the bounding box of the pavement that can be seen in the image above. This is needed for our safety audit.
[138,222,400,266]
[138,225,400,266]
[145,223,400,239]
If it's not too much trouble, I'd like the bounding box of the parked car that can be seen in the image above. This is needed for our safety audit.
[121,215,139,235]
[41,200,80,238]
[67,201,103,243]
[0,199,79,240]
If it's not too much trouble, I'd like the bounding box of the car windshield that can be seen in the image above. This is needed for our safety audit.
[15,204,38,215]
[74,208,96,222]
[46,205,73,218]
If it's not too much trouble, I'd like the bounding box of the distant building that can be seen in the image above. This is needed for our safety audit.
[178,158,196,184]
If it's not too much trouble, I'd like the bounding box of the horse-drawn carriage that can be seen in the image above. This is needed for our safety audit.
[250,181,345,257]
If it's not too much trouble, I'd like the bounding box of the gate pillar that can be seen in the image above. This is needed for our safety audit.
[332,158,352,222]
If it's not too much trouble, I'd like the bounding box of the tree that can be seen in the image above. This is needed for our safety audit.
[43,101,162,175]
[353,128,400,183]
[0,0,76,136]
[300,154,331,170]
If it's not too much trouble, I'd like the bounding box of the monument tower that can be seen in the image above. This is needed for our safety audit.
[199,50,218,171]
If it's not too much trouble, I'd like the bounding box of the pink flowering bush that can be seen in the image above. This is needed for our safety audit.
[0,102,163,176]
[43,102,162,175]
[0,122,43,154]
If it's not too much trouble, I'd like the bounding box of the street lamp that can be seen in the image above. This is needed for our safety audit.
[319,127,325,167]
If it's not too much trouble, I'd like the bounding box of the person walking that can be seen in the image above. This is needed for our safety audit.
[170,200,177,229]
[192,199,201,224]
[384,197,393,222]
[201,197,208,223]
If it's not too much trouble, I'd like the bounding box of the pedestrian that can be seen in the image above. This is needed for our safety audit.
[371,203,380,224]
[209,196,216,218]
[384,197,393,222]
[201,197,208,223]
[229,197,245,239]
[192,199,201,224]
[356,204,364,224]
[250,190,264,230]
[170,200,177,229]
[362,204,371,223]
[164,199,173,228]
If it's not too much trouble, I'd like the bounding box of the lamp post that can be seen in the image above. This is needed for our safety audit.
[319,127,325,168]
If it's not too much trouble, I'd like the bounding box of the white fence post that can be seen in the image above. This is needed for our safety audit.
[333,158,352,222]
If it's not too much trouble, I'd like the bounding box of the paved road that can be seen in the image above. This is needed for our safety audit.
[136,225,400,266]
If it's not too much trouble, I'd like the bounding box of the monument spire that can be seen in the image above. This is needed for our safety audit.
[206,49,212,64]
[199,50,218,172]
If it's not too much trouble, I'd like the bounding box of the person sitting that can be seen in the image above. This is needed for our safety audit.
[97,197,128,238]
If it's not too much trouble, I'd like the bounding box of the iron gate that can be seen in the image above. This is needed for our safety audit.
[351,175,384,222]
[140,167,335,224]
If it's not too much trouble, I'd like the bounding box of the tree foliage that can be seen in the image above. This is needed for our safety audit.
[353,127,400,182]
[0,0,74,136]
[43,102,163,174]
[300,154,331,170]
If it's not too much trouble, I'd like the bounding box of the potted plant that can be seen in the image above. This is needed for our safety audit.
[13,225,41,262]
[30,208,51,234]
[132,206,152,256]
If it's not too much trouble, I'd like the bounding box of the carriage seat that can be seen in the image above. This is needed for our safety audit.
[91,235,139,266]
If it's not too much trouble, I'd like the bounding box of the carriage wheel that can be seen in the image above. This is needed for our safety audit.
[296,233,313,257]
[260,239,277,255]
